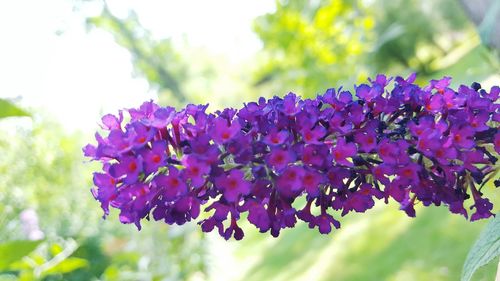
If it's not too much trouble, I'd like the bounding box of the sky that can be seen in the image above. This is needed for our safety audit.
[0,0,275,132]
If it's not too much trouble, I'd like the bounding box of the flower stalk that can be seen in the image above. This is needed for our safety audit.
[84,74,499,240]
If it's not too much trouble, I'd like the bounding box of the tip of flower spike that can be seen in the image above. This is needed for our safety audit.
[84,74,499,240]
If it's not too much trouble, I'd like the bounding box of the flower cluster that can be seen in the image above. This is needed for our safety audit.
[84,74,499,240]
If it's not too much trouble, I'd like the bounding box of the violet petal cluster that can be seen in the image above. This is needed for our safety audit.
[84,74,500,240]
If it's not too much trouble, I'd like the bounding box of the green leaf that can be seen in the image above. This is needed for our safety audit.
[0,240,43,270]
[461,214,500,281]
[0,99,30,119]
[43,257,88,276]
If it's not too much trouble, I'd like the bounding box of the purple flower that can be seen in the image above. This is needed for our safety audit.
[100,112,123,130]
[356,83,381,101]
[448,125,475,149]
[400,197,416,217]
[442,90,466,109]
[114,183,154,230]
[416,131,441,155]
[128,122,156,149]
[370,74,390,87]
[182,155,210,188]
[301,144,327,167]
[300,126,326,144]
[302,169,323,197]
[326,167,350,188]
[153,166,187,201]
[109,156,143,184]
[467,112,490,132]
[212,117,240,144]
[164,196,201,225]
[372,164,392,185]
[470,195,494,221]
[397,163,420,185]
[427,76,451,93]
[408,116,435,138]
[433,145,457,165]
[462,150,488,171]
[354,131,377,153]
[104,130,132,156]
[215,170,251,202]
[141,141,167,174]
[314,213,341,234]
[334,184,379,216]
[263,129,289,146]
[276,166,305,198]
[224,218,245,240]
[128,100,159,121]
[281,92,301,116]
[347,103,366,126]
[331,138,357,166]
[424,94,444,112]
[321,88,352,110]
[85,74,498,239]
[91,172,118,216]
[378,139,409,165]
[449,201,468,218]
[244,200,271,232]
[149,107,176,128]
[267,148,295,171]
[329,112,353,133]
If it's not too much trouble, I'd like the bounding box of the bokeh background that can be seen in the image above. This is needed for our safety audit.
[1,0,499,280]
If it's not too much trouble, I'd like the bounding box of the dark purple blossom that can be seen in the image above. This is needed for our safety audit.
[276,166,305,198]
[331,138,357,166]
[302,169,324,197]
[244,200,271,232]
[282,92,301,116]
[300,126,326,144]
[448,125,475,149]
[267,148,295,171]
[263,129,289,146]
[85,74,499,240]
[153,166,187,201]
[91,172,117,216]
[301,144,327,167]
[141,141,167,174]
[215,170,251,202]
[109,156,142,184]
[315,213,341,234]
[212,117,240,144]
[354,131,377,153]
[181,155,210,188]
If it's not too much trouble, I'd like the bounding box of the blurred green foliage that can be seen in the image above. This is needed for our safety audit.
[0,240,43,270]
[0,120,207,280]
[253,0,374,97]
[86,3,261,109]
[370,0,472,75]
[0,99,29,119]
[234,198,499,281]
[87,3,188,104]
[252,0,499,97]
